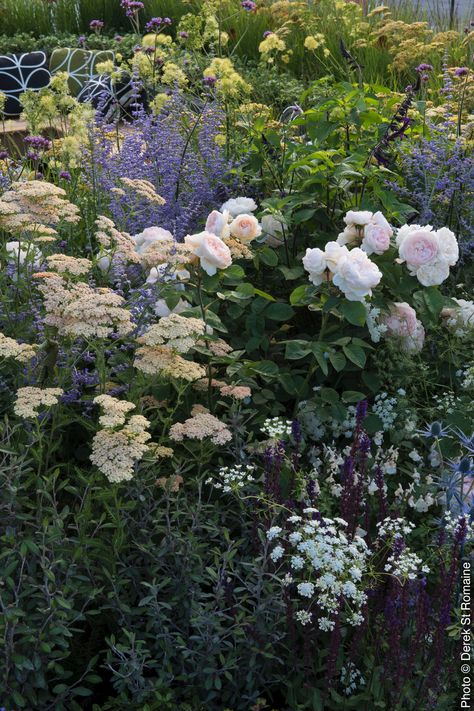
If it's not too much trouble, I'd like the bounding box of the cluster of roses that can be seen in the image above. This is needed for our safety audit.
[303,210,461,354]
[133,196,261,279]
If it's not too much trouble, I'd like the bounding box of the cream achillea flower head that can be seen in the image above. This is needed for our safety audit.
[46,254,92,276]
[90,427,151,483]
[120,178,166,206]
[139,241,194,271]
[138,315,206,353]
[169,412,232,446]
[35,273,133,339]
[219,384,252,400]
[93,394,136,427]
[95,215,141,264]
[14,387,63,419]
[134,344,206,381]
[90,396,152,483]
[0,180,80,237]
[0,333,37,363]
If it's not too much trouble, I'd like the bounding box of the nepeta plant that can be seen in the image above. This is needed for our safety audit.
[86,93,236,238]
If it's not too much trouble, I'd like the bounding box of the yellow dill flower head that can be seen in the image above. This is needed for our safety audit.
[49,71,70,94]
[161,62,188,86]
[142,32,173,47]
[304,34,325,51]
[259,34,286,55]
[95,59,116,75]
[150,93,171,114]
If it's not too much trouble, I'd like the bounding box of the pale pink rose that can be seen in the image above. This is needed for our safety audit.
[229,213,262,243]
[302,247,327,286]
[324,241,349,273]
[193,234,232,275]
[361,212,392,255]
[382,302,418,337]
[398,229,439,268]
[381,302,425,352]
[332,247,382,301]
[205,210,230,238]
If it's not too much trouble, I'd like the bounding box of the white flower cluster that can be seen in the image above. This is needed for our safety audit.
[457,366,474,391]
[432,391,461,416]
[445,512,474,542]
[295,609,313,626]
[377,517,415,540]
[206,463,255,492]
[373,392,398,431]
[270,512,370,632]
[396,224,458,287]
[340,662,366,696]
[384,549,430,581]
[366,304,388,343]
[261,417,293,439]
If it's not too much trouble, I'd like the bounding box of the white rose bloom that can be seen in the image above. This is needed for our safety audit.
[344,210,373,226]
[396,223,458,286]
[261,214,284,246]
[205,209,230,238]
[220,196,257,217]
[332,247,382,301]
[6,241,42,267]
[324,241,349,273]
[436,226,459,265]
[133,226,174,255]
[337,225,360,247]
[395,223,432,248]
[97,255,111,272]
[442,298,474,332]
[415,260,450,287]
[154,298,188,318]
[302,247,327,286]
